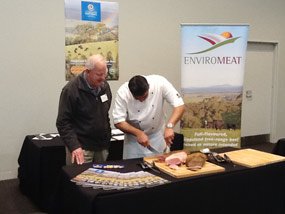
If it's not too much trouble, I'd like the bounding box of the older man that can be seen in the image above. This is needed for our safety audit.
[56,54,112,165]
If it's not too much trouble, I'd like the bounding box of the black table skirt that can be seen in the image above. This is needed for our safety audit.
[18,135,66,210]
[18,134,123,211]
[50,148,285,214]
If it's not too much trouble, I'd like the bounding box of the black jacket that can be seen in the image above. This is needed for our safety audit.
[56,72,112,152]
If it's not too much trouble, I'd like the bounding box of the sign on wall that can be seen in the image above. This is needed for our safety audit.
[64,0,119,81]
[180,24,249,152]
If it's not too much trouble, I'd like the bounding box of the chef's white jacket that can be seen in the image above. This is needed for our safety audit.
[113,75,184,159]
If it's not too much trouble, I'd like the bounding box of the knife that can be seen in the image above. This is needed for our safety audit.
[223,153,236,167]
[147,144,168,154]
[147,145,160,154]
[143,161,161,174]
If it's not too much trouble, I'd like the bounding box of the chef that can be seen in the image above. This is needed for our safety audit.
[113,74,185,159]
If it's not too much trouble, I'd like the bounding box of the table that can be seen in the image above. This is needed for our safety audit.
[50,147,285,214]
[18,134,66,211]
[18,133,124,211]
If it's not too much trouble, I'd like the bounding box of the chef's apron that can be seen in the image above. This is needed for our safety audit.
[123,130,169,159]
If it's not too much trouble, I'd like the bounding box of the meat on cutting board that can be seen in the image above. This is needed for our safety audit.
[186,152,207,171]
[164,151,188,169]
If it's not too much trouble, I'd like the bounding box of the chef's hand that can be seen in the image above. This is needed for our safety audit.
[136,131,150,147]
[164,128,175,146]
[71,147,84,165]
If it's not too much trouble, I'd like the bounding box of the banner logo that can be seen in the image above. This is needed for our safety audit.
[188,32,240,54]
[81,1,101,22]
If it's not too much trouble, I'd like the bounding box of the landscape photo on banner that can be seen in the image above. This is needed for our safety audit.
[64,0,119,81]
[180,24,249,152]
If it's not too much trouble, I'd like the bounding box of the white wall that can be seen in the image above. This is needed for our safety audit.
[0,0,284,180]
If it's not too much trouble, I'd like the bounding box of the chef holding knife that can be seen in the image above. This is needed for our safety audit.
[112,75,185,159]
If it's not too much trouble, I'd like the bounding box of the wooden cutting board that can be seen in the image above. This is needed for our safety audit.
[221,149,285,168]
[143,156,225,178]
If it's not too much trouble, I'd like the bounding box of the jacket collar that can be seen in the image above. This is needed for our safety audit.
[77,71,107,92]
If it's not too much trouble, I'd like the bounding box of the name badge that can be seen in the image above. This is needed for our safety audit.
[100,94,108,102]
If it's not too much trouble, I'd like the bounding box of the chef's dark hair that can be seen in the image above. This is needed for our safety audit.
[128,75,149,97]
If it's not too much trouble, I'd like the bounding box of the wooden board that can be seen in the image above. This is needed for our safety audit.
[221,149,285,168]
[143,156,225,178]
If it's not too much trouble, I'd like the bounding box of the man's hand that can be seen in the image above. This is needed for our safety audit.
[114,121,150,148]
[164,128,175,146]
[136,131,150,147]
[71,147,84,165]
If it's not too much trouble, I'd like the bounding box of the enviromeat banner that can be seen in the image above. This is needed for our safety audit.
[180,24,249,152]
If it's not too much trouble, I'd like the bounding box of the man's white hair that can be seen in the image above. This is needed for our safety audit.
[85,54,105,70]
